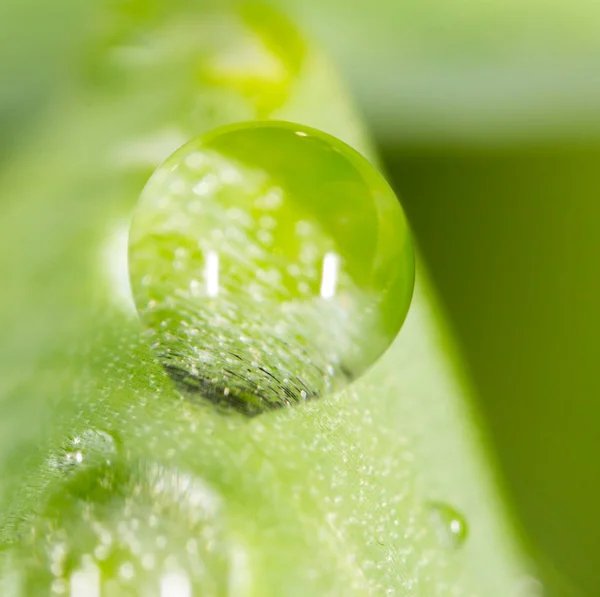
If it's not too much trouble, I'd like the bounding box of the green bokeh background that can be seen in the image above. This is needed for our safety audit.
[385,142,600,595]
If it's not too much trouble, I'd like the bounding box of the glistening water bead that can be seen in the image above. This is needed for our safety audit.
[427,502,468,549]
[128,121,414,415]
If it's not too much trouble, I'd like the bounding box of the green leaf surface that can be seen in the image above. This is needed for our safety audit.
[0,1,536,594]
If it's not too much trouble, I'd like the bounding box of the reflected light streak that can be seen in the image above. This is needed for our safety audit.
[205,251,220,297]
[320,252,340,299]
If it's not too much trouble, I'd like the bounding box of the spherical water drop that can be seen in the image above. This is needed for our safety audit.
[427,502,468,549]
[129,121,414,414]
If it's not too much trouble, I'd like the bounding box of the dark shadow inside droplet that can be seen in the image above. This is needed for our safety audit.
[162,358,338,417]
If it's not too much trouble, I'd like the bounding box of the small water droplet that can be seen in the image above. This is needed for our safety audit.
[17,458,235,595]
[129,121,414,415]
[49,429,118,473]
[427,502,468,548]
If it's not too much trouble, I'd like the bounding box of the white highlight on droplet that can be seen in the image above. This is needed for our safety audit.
[320,252,340,299]
[70,561,100,597]
[160,571,192,597]
[204,251,220,297]
[102,220,136,315]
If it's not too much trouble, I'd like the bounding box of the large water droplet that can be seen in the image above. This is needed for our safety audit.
[427,502,468,549]
[129,121,414,415]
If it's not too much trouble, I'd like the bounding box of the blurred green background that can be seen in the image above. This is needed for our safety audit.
[277,1,600,594]
[386,141,600,596]
[3,0,600,593]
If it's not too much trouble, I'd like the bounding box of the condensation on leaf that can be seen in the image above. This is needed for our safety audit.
[427,502,468,549]
[7,457,245,596]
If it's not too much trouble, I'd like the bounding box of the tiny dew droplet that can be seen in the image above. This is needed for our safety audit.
[49,429,118,473]
[427,502,468,549]
[128,121,415,415]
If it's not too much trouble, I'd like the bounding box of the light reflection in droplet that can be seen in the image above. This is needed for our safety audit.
[320,252,340,300]
[204,251,220,298]
[427,502,468,549]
